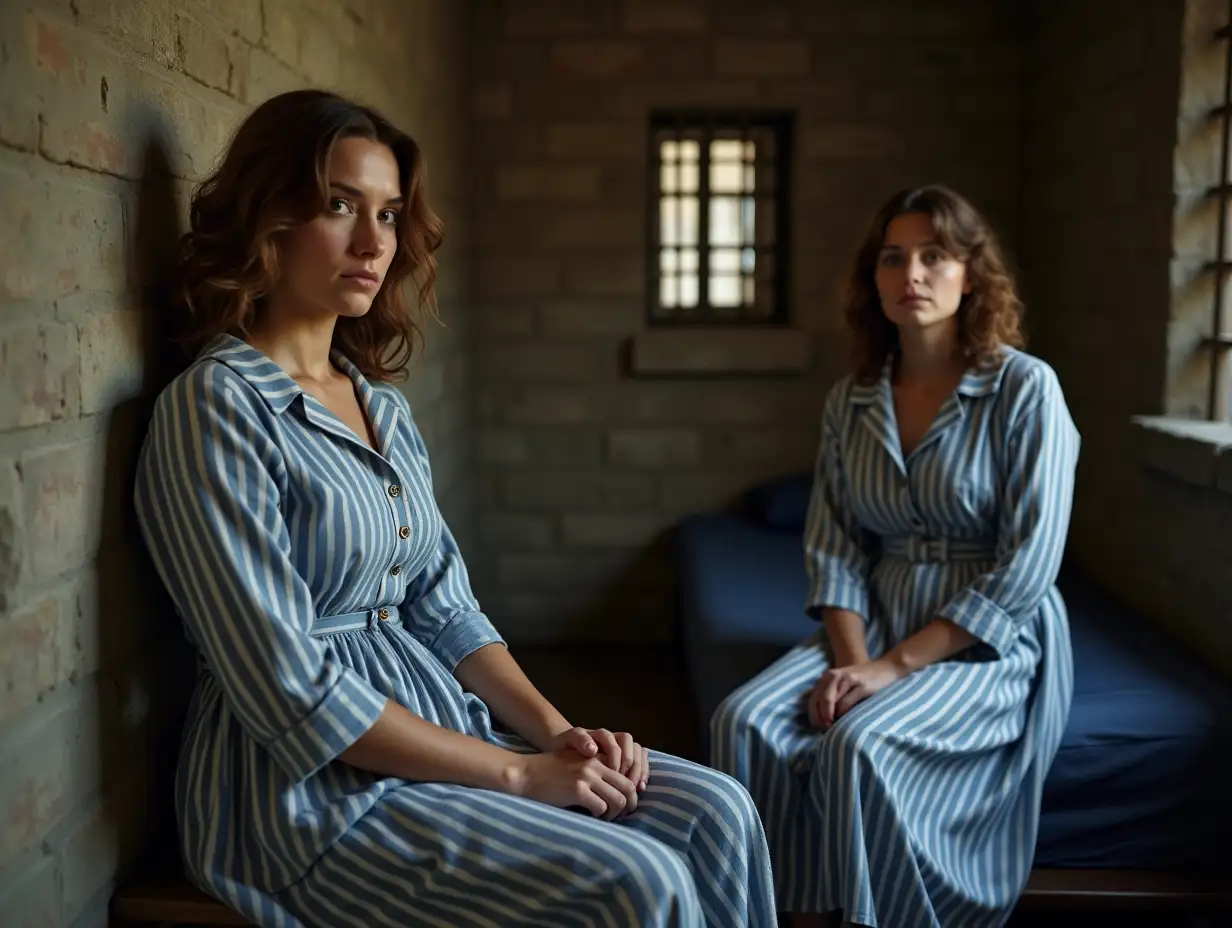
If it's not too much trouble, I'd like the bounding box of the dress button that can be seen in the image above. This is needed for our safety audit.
[388,484,401,498]
[378,608,390,621]
[398,525,410,539]
[390,564,401,576]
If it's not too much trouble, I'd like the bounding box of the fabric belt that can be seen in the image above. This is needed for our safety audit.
[309,605,401,636]
[881,536,996,564]
[197,605,400,677]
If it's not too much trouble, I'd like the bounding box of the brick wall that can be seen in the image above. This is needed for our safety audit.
[470,0,1024,643]
[0,2,472,925]
[1022,0,1232,676]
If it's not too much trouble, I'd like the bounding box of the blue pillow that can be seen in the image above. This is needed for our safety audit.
[745,472,813,530]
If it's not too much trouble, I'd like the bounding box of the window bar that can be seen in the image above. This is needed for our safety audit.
[698,123,711,317]
[744,119,753,317]
[675,123,684,313]
[1211,2,1232,421]
[647,125,660,323]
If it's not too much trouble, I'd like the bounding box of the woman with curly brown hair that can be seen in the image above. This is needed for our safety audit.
[133,89,776,928]
[712,185,1080,928]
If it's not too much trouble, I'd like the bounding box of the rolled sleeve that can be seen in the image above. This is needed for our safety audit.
[430,611,506,673]
[805,382,875,621]
[133,362,387,782]
[811,568,871,621]
[936,588,1018,658]
[267,665,388,782]
[937,363,1080,658]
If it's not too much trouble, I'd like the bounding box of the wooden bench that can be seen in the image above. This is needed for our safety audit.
[1016,868,1232,910]
[111,867,1232,925]
[111,874,250,926]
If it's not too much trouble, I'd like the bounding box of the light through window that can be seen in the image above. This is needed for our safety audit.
[649,113,792,325]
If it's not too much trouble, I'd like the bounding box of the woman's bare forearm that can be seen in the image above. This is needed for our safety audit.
[453,643,571,751]
[822,607,870,667]
[882,618,977,676]
[339,698,522,792]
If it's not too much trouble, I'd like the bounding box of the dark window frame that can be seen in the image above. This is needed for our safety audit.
[1208,6,1232,420]
[645,109,795,328]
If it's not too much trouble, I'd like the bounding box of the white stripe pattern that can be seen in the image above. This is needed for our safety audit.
[711,347,1080,927]
[134,333,777,927]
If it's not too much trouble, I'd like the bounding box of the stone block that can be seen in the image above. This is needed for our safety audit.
[714,40,810,76]
[495,165,602,202]
[550,41,644,77]
[0,156,126,300]
[630,328,811,377]
[19,437,104,584]
[473,84,513,120]
[474,303,538,337]
[176,9,235,94]
[607,428,701,468]
[0,595,60,726]
[477,429,528,465]
[545,123,644,160]
[475,254,563,298]
[245,46,303,104]
[524,430,604,466]
[622,0,709,34]
[0,851,57,928]
[538,299,643,338]
[540,208,643,249]
[69,0,179,68]
[560,511,669,548]
[562,253,644,297]
[705,426,819,468]
[478,513,555,549]
[0,685,103,870]
[493,387,594,426]
[474,343,613,383]
[504,1,618,37]
[0,322,80,429]
[503,472,654,509]
[190,0,263,42]
[78,311,144,416]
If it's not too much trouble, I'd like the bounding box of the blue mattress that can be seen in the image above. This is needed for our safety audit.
[676,510,1232,872]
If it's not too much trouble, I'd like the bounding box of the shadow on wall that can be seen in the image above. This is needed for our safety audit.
[93,104,199,877]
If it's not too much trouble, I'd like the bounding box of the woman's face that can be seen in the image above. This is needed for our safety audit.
[273,136,403,321]
[874,211,971,332]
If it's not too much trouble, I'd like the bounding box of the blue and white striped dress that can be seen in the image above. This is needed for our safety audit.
[134,333,776,928]
[711,347,1079,927]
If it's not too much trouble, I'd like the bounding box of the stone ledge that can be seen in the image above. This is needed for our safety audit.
[628,327,810,377]
[1131,415,1232,494]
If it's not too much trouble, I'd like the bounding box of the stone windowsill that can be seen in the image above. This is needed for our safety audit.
[1131,415,1232,495]
[628,327,810,377]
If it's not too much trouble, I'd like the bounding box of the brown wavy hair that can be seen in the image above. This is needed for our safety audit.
[842,184,1024,383]
[174,89,443,382]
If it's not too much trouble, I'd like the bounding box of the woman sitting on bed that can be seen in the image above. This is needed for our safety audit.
[711,184,1080,928]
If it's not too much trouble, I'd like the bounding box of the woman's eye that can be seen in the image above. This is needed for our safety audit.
[379,209,399,224]
[329,198,351,214]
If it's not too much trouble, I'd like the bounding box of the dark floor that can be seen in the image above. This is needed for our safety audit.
[512,643,1229,927]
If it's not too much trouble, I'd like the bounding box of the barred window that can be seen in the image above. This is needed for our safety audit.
[648,111,793,326]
